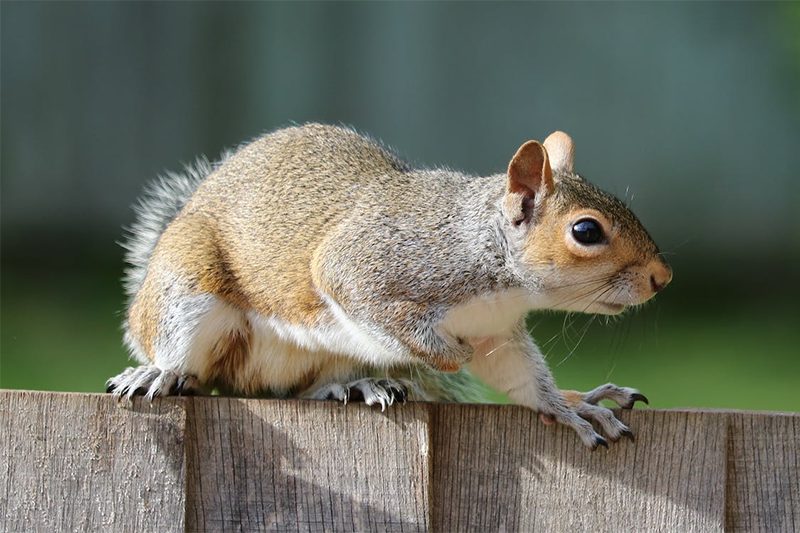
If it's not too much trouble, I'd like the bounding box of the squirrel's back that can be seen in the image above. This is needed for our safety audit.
[183,124,424,324]
[123,125,405,276]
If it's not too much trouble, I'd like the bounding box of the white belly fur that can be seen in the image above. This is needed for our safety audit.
[179,292,416,394]
[441,288,532,340]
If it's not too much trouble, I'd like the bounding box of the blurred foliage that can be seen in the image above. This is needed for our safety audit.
[1,2,798,410]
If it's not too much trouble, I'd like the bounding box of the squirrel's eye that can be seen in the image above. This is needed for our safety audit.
[571,218,604,245]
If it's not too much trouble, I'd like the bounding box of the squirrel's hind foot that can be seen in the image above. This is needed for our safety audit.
[106,365,203,401]
[308,378,408,412]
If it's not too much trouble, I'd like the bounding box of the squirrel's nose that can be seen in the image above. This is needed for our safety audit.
[648,260,673,293]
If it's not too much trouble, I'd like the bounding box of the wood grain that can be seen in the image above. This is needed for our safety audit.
[431,405,728,532]
[0,390,187,532]
[726,411,800,532]
[0,391,797,532]
[184,397,431,532]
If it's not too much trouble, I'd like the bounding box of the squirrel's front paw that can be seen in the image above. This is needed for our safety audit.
[543,383,648,449]
[308,378,408,411]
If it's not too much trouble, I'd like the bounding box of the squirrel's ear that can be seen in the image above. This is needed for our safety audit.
[543,131,575,173]
[505,140,554,225]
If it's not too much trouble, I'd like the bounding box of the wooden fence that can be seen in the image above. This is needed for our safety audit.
[0,390,797,532]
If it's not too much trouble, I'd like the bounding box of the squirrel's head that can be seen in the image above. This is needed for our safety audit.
[503,131,672,315]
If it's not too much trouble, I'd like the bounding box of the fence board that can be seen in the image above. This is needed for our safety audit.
[0,390,187,532]
[185,397,431,533]
[726,411,800,532]
[0,391,797,532]
[431,405,727,532]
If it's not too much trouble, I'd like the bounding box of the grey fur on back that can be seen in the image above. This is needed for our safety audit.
[121,155,226,299]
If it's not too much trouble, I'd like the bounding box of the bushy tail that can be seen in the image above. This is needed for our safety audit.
[120,155,227,299]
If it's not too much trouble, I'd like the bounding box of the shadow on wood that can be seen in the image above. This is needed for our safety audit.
[0,390,797,532]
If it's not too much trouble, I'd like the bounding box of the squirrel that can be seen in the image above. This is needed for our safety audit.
[107,123,672,449]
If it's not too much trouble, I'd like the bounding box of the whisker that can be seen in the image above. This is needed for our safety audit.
[540,331,563,350]
[452,273,620,313]
[660,237,693,255]
[472,276,614,309]
[580,283,618,314]
[554,279,618,314]
[545,273,618,291]
[482,338,515,358]
[544,280,617,311]
[561,312,576,346]
[556,314,598,367]
[552,281,623,367]
[608,288,629,355]
[605,360,618,381]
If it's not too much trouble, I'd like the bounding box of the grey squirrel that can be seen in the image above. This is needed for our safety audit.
[108,124,672,449]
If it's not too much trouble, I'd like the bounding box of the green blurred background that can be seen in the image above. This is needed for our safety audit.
[2,2,798,411]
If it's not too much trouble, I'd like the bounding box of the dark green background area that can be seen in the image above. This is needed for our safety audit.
[2,2,799,411]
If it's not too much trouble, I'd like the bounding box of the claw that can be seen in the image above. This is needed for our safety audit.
[382,380,407,403]
[107,366,200,400]
[175,378,194,396]
[629,392,649,407]
[175,375,202,396]
[592,436,609,450]
[620,428,635,442]
[632,393,649,404]
[307,378,409,408]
